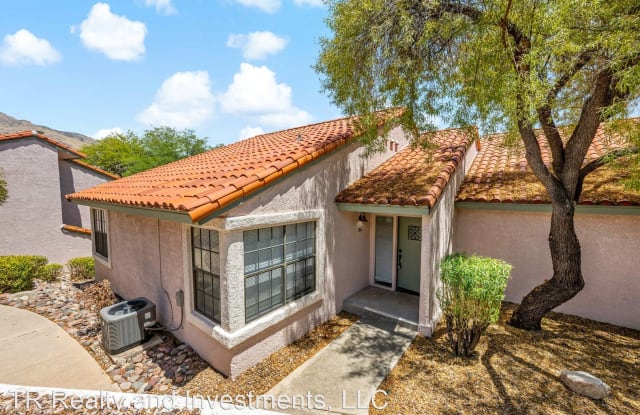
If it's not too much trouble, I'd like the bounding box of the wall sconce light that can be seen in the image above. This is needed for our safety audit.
[357,213,368,232]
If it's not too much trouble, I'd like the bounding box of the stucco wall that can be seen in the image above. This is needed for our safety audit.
[59,160,108,229]
[0,139,105,264]
[98,127,410,377]
[453,207,640,330]
[418,140,479,335]
[95,211,237,375]
[218,127,409,374]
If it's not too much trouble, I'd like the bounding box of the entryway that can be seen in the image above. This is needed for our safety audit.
[343,286,419,330]
[373,215,422,295]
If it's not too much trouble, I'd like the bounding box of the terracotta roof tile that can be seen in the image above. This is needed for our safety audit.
[457,120,640,206]
[67,114,394,222]
[335,127,477,208]
[0,131,118,179]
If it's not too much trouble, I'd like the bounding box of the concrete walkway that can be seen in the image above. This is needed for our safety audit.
[267,317,415,415]
[0,305,115,390]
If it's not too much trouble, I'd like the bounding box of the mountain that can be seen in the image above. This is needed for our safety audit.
[0,112,95,149]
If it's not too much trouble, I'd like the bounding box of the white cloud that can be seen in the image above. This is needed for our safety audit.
[75,3,147,61]
[293,0,324,7]
[138,71,215,128]
[145,0,176,15]
[233,0,281,14]
[219,63,312,129]
[238,125,265,140]
[227,31,286,60]
[94,127,123,139]
[0,29,61,66]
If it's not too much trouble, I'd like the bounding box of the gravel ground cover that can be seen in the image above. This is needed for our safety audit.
[0,276,357,400]
[370,302,640,415]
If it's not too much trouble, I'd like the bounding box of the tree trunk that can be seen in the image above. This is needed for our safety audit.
[510,200,585,330]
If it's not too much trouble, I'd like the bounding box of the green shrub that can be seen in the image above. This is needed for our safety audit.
[35,263,63,282]
[437,253,512,357]
[67,257,95,281]
[0,255,48,293]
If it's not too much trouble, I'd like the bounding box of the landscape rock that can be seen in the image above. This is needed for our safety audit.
[0,276,208,399]
[560,370,611,399]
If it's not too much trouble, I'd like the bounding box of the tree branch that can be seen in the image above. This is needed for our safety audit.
[561,68,615,195]
[579,147,638,178]
[574,147,638,202]
[536,107,565,176]
[547,49,596,102]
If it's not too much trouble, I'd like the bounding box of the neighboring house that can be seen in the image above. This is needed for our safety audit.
[67,116,640,377]
[0,131,117,264]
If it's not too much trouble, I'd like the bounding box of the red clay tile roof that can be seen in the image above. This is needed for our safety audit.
[67,116,371,222]
[457,120,640,205]
[335,128,477,207]
[61,224,92,235]
[0,131,118,179]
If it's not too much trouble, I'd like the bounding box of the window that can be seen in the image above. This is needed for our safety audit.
[192,228,221,323]
[92,208,109,259]
[244,222,316,323]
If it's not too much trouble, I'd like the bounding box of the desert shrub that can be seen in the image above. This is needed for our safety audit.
[0,255,48,293]
[78,279,116,312]
[438,253,511,357]
[67,257,95,281]
[35,263,63,282]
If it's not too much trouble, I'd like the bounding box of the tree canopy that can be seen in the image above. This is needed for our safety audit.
[81,127,215,177]
[317,0,640,329]
[317,0,640,151]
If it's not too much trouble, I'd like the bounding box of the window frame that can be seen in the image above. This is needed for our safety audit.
[191,227,222,324]
[91,208,110,264]
[243,221,317,323]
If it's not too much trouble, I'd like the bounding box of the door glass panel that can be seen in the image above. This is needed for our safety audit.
[374,216,394,286]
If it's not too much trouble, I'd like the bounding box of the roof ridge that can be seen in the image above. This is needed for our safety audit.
[238,114,356,141]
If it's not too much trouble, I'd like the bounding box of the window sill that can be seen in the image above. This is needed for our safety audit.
[187,291,323,350]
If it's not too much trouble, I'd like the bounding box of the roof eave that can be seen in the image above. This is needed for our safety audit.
[71,199,195,224]
[336,202,430,216]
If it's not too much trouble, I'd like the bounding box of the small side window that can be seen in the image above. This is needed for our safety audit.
[92,208,109,260]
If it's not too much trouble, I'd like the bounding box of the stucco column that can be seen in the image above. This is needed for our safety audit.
[220,229,245,332]
[418,215,434,336]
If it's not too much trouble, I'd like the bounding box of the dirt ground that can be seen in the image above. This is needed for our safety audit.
[371,303,639,415]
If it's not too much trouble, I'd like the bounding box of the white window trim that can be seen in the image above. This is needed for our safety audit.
[182,210,326,350]
[91,208,111,268]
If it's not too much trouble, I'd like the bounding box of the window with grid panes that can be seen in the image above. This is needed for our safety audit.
[191,228,221,323]
[243,222,316,323]
[92,208,109,259]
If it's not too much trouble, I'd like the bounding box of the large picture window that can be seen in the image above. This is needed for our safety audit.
[192,228,221,323]
[244,222,316,323]
[92,208,109,260]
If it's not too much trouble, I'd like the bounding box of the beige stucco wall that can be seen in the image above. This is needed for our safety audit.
[418,140,479,335]
[453,207,640,330]
[97,127,410,377]
[218,126,409,375]
[0,139,109,264]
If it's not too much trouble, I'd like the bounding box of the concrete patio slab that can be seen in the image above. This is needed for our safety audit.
[343,286,419,330]
[266,317,415,415]
[0,305,116,391]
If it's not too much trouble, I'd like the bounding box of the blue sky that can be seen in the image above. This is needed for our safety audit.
[0,0,340,145]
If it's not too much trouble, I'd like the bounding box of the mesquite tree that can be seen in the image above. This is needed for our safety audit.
[316,0,640,329]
